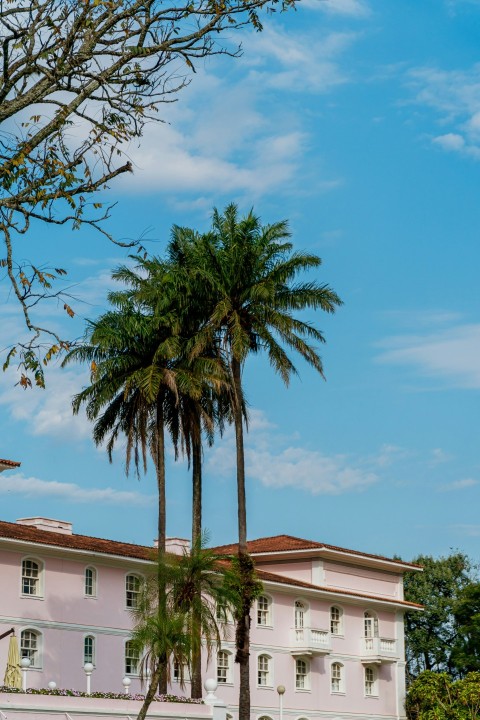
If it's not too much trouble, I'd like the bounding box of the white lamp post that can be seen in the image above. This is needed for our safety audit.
[20,657,31,691]
[83,662,94,695]
[122,677,131,695]
[277,684,285,720]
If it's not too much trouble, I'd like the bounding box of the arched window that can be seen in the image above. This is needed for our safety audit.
[125,640,140,675]
[330,606,343,635]
[217,650,231,684]
[330,662,344,693]
[21,558,43,597]
[20,629,41,668]
[257,654,271,687]
[85,567,97,597]
[257,595,272,626]
[84,635,95,666]
[294,600,306,629]
[125,574,141,609]
[295,658,309,689]
[364,611,379,638]
[364,665,377,696]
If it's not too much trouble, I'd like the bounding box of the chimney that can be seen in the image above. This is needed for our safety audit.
[16,517,73,535]
[154,537,190,555]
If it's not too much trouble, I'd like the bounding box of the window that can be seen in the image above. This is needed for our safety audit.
[125,641,140,675]
[294,600,306,629]
[217,650,231,684]
[20,630,41,668]
[21,559,42,597]
[331,662,344,693]
[330,606,343,635]
[173,660,188,682]
[364,666,377,696]
[126,574,141,609]
[257,655,271,687]
[257,596,271,626]
[84,636,95,666]
[85,567,97,597]
[364,611,379,638]
[295,658,309,690]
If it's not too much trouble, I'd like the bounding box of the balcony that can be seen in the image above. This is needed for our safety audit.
[361,636,398,664]
[290,627,331,656]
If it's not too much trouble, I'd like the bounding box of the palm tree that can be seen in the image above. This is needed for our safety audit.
[175,203,343,720]
[132,536,238,720]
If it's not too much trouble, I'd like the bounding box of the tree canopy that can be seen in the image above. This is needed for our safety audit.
[404,552,476,681]
[0,0,294,387]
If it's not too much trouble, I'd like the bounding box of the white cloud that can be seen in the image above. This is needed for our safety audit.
[0,473,151,506]
[207,408,379,495]
[408,64,480,159]
[450,523,480,537]
[439,478,479,492]
[376,322,480,389]
[302,0,370,16]
[430,448,452,466]
[114,26,354,198]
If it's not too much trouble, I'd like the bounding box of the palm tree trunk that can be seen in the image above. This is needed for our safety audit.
[136,662,163,720]
[155,396,168,696]
[190,412,203,699]
[231,356,251,720]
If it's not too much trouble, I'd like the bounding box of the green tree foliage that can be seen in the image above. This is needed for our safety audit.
[451,583,480,675]
[169,203,342,720]
[404,553,475,681]
[131,538,240,720]
[406,670,480,720]
[0,0,295,386]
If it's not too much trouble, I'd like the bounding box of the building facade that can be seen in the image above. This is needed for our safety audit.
[0,513,421,720]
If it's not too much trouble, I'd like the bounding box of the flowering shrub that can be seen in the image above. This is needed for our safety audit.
[0,687,203,703]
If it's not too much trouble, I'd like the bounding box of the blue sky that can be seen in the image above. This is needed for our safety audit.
[2,0,480,564]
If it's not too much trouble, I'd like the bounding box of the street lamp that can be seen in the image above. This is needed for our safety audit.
[122,677,131,695]
[83,662,94,695]
[20,657,31,691]
[277,684,285,720]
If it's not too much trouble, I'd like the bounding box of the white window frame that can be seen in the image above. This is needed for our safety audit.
[84,634,96,667]
[217,650,232,685]
[330,661,344,694]
[84,567,97,598]
[364,611,379,638]
[295,658,310,691]
[20,628,42,669]
[294,599,308,629]
[257,595,273,627]
[257,654,273,688]
[364,665,378,697]
[125,640,140,676]
[216,601,233,624]
[20,557,44,599]
[172,659,189,683]
[125,573,142,610]
[330,606,343,636]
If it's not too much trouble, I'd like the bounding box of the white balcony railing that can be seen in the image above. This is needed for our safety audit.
[361,636,398,662]
[290,627,331,656]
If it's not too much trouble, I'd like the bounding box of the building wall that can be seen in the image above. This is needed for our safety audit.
[0,543,408,720]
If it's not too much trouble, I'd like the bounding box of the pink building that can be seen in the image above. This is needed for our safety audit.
[0,463,422,720]
[0,511,421,720]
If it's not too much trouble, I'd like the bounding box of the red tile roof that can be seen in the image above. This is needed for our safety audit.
[213,534,421,570]
[0,520,154,561]
[0,459,21,468]
[0,520,422,609]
